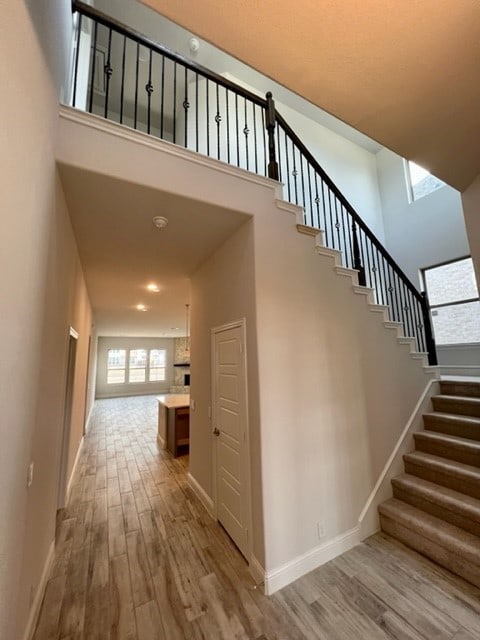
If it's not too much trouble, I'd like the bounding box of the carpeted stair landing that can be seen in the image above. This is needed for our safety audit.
[379,380,480,588]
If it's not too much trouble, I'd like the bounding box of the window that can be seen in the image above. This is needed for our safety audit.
[107,347,167,384]
[107,349,126,384]
[149,349,166,381]
[405,160,445,202]
[423,257,480,345]
[129,349,147,382]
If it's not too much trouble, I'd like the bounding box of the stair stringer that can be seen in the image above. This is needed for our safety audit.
[294,216,436,372]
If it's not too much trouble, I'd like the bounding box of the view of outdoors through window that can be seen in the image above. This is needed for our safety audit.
[407,160,445,201]
[107,348,166,384]
[424,258,480,345]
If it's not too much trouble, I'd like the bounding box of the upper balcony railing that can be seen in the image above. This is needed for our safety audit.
[70,0,437,365]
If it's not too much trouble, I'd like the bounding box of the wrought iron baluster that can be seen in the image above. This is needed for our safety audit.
[173,61,177,144]
[160,55,165,139]
[88,20,98,113]
[183,67,189,148]
[284,129,291,200]
[195,73,199,151]
[72,13,82,107]
[226,90,230,163]
[104,28,113,119]
[146,49,153,135]
[306,162,313,228]
[120,35,126,124]
[235,93,240,167]
[215,83,220,159]
[134,43,139,129]
[352,221,366,285]
[253,103,258,175]
[261,106,266,176]
[244,98,249,170]
[313,174,321,230]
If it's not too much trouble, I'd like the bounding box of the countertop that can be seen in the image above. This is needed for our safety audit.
[157,393,190,409]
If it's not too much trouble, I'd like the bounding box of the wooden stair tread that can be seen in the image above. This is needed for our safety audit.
[379,498,480,565]
[433,394,480,405]
[414,430,480,453]
[404,451,480,481]
[424,411,480,426]
[392,474,480,521]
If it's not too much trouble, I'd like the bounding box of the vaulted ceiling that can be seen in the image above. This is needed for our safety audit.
[141,0,480,191]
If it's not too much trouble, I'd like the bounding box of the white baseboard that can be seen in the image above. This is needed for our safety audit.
[264,526,360,595]
[249,554,265,586]
[23,539,55,640]
[358,378,439,539]
[66,436,84,503]
[187,472,214,518]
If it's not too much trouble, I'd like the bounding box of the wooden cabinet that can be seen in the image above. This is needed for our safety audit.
[167,406,190,457]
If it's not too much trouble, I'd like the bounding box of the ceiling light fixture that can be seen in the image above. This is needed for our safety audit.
[152,216,168,229]
[146,283,160,292]
[136,304,148,312]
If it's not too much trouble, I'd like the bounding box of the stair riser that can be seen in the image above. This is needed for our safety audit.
[440,382,480,398]
[432,397,480,418]
[423,416,480,441]
[404,459,480,500]
[392,485,480,537]
[414,438,480,468]
[379,514,480,589]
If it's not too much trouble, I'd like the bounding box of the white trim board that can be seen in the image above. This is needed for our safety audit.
[358,378,440,539]
[264,526,360,595]
[66,436,84,503]
[22,539,55,640]
[187,472,214,518]
[249,555,265,587]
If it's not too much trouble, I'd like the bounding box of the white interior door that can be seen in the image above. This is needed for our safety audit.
[213,322,249,559]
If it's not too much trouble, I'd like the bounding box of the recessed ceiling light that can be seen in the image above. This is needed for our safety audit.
[136,304,148,311]
[152,216,168,229]
[170,327,179,330]
[146,283,160,292]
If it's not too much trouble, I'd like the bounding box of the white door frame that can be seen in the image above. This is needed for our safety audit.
[211,318,253,564]
[57,326,79,509]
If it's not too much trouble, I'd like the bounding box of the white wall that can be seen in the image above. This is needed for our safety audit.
[0,2,89,636]
[95,336,175,397]
[190,218,265,564]
[376,148,470,288]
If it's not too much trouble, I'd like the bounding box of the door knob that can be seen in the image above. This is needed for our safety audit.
[213,427,220,436]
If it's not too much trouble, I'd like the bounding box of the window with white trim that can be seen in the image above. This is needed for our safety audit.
[107,347,167,384]
[423,257,480,345]
[405,160,445,202]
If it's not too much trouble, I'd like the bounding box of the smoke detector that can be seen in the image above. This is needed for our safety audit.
[152,216,168,229]
[189,37,200,54]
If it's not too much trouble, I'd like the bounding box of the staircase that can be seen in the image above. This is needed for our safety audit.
[379,379,480,587]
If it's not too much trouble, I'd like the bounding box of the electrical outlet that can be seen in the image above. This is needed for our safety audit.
[190,398,196,411]
[317,521,325,540]
[27,462,34,488]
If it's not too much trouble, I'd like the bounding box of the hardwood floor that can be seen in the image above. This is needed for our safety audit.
[33,395,480,640]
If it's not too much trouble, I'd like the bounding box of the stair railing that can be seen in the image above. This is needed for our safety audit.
[70,0,437,365]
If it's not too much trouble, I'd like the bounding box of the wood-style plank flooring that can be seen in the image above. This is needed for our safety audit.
[34,395,480,639]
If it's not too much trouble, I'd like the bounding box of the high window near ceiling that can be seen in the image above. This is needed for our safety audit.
[405,160,445,202]
[107,348,166,384]
[423,257,480,345]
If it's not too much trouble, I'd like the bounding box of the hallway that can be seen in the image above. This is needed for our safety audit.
[33,396,480,640]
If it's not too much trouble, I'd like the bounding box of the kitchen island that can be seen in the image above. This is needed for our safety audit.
[157,394,190,457]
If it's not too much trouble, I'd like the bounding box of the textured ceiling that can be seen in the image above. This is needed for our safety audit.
[141,0,480,191]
